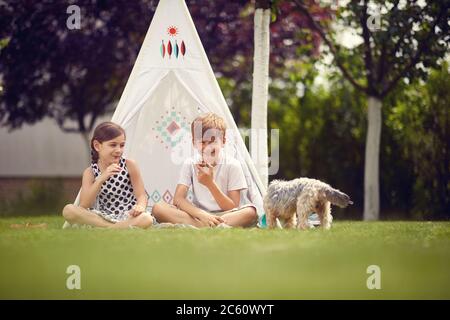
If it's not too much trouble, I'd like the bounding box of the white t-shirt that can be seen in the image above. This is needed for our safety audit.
[178,151,248,212]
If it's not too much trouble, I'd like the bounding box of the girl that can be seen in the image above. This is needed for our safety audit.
[62,122,153,229]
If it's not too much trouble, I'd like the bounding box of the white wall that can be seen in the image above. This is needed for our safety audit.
[0,116,112,177]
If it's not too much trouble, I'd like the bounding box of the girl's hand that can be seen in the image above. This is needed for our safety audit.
[100,163,121,182]
[198,211,224,227]
[129,204,145,217]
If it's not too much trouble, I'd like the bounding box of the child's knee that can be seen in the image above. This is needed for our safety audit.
[152,202,163,217]
[152,202,170,218]
[246,207,258,221]
[62,204,77,221]
[242,207,258,227]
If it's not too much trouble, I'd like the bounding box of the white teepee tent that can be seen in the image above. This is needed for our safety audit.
[67,0,266,227]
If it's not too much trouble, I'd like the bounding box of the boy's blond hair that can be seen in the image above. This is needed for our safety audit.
[191,113,227,142]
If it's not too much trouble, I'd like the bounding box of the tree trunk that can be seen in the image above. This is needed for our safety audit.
[364,96,382,221]
[251,5,271,188]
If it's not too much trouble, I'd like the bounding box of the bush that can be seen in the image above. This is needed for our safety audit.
[0,179,67,217]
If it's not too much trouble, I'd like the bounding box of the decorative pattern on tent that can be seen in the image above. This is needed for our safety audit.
[186,189,194,202]
[161,40,166,58]
[160,25,186,59]
[167,40,172,58]
[152,108,190,149]
[147,187,194,208]
[180,41,186,56]
[150,190,161,203]
[174,40,179,58]
[162,189,173,203]
[167,26,179,36]
[161,40,186,59]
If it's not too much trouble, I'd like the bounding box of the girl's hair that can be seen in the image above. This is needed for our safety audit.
[90,122,126,163]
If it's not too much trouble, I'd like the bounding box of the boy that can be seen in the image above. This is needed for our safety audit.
[152,113,257,228]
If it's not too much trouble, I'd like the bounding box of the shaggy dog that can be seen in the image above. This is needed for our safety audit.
[263,178,352,230]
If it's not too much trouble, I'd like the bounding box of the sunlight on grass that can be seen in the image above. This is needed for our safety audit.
[0,216,449,299]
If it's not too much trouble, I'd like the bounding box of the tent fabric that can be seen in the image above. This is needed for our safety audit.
[70,0,266,226]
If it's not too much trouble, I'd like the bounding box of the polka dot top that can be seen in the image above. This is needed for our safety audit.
[91,157,137,217]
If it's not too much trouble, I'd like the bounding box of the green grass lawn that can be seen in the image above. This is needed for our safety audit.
[0,216,449,299]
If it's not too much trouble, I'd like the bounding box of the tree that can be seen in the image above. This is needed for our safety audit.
[249,0,334,187]
[251,0,271,187]
[293,0,449,220]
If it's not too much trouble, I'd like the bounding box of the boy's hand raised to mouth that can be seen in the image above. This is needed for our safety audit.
[196,162,214,188]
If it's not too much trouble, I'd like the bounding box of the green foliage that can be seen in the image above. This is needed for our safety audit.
[332,0,449,97]
[218,61,449,219]
[267,70,366,218]
[383,63,450,219]
[0,179,67,217]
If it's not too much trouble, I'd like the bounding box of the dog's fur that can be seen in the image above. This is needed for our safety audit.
[263,178,352,230]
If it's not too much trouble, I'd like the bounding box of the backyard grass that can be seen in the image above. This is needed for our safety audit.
[0,216,449,299]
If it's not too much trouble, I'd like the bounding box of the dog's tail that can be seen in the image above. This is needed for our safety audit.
[324,188,353,208]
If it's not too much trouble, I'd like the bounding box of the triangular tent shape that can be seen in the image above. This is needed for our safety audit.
[69,0,266,226]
